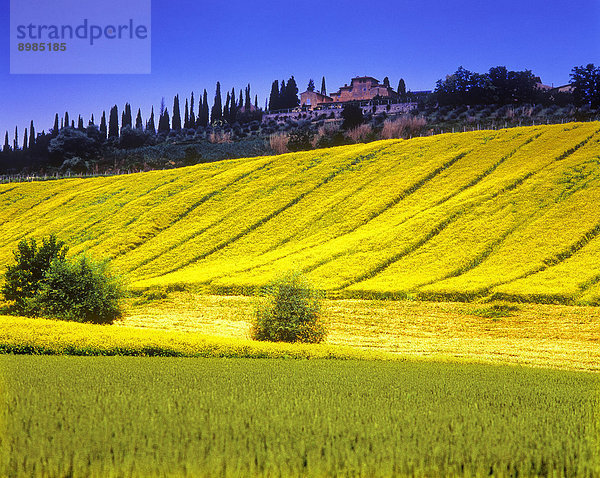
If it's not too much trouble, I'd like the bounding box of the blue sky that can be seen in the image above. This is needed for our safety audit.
[0,0,598,139]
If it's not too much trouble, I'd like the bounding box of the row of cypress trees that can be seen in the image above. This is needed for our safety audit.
[2,80,268,152]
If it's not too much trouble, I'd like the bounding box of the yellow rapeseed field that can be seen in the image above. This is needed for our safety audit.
[1,122,600,304]
[0,314,393,360]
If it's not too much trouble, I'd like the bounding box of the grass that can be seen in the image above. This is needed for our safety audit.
[0,356,598,478]
[2,123,600,304]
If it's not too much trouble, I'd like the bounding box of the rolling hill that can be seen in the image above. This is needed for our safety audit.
[1,122,600,304]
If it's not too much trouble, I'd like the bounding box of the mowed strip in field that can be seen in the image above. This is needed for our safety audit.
[1,122,600,303]
[0,293,597,371]
[120,293,600,372]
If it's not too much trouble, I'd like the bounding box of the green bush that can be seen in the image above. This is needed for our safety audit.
[32,255,124,324]
[2,235,124,324]
[341,104,364,130]
[251,272,326,343]
[287,127,314,152]
[2,235,67,314]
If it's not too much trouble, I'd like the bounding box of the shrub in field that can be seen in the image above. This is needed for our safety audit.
[2,236,124,324]
[2,235,67,314]
[251,272,326,343]
[32,255,124,324]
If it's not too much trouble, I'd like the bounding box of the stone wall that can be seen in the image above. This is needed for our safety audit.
[263,102,417,122]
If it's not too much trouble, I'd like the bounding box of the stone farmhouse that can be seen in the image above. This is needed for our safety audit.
[536,82,574,94]
[300,76,398,110]
[300,90,333,109]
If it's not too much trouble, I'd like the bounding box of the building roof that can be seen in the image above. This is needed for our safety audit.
[300,90,333,101]
[351,76,379,83]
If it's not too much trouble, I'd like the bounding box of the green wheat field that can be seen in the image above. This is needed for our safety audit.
[1,356,598,477]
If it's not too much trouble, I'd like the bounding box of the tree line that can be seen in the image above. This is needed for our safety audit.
[0,80,270,174]
[433,64,600,107]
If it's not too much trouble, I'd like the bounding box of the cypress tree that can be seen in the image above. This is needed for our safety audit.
[147,107,156,134]
[3,132,9,153]
[245,85,251,111]
[211,82,223,124]
[135,109,143,129]
[229,88,237,123]
[321,76,326,95]
[279,80,286,108]
[184,99,190,129]
[201,89,209,127]
[71,120,75,128]
[90,114,95,125]
[172,95,182,131]
[397,79,406,100]
[307,79,315,92]
[29,121,35,148]
[77,115,84,130]
[121,103,132,131]
[157,110,164,133]
[108,105,119,139]
[190,92,196,129]
[13,127,18,150]
[100,111,107,139]
[239,89,243,109]
[255,94,258,110]
[285,76,299,109]
[52,114,60,136]
[383,76,390,88]
[197,94,203,126]
[158,108,170,134]
[164,110,171,134]
[159,97,166,117]
[224,92,231,123]
[269,80,279,111]
[22,128,28,151]
[64,112,69,129]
